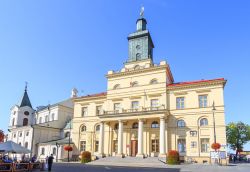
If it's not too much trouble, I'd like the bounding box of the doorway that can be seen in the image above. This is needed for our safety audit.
[131,140,138,157]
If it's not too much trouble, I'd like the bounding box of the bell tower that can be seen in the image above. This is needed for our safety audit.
[127,7,154,63]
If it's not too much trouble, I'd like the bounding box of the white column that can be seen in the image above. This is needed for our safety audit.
[159,117,166,156]
[98,122,105,156]
[137,119,144,157]
[117,120,124,157]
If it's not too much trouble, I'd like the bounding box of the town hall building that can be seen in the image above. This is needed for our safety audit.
[72,12,227,163]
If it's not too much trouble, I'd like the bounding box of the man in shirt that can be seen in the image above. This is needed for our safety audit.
[48,154,54,172]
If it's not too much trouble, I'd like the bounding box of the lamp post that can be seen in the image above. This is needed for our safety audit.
[67,118,72,162]
[55,142,60,162]
[212,102,217,143]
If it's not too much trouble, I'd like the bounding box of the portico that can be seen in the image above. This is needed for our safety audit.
[97,112,168,158]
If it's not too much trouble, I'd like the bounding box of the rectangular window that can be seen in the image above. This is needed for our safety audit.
[19,132,22,137]
[199,95,208,108]
[151,99,159,110]
[190,131,197,137]
[95,141,99,152]
[13,133,16,138]
[176,97,185,109]
[201,138,210,153]
[113,140,118,153]
[96,106,102,115]
[191,141,197,148]
[80,141,86,152]
[178,139,186,153]
[82,107,88,117]
[151,139,159,152]
[114,103,121,113]
[131,101,139,110]
[26,132,29,136]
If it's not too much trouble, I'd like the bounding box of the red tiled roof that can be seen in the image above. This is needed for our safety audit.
[81,92,107,98]
[167,78,225,87]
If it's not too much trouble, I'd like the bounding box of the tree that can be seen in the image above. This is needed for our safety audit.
[0,130,4,142]
[226,122,250,157]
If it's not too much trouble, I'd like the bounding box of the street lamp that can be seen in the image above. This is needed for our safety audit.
[66,117,72,162]
[55,142,60,162]
[212,101,217,143]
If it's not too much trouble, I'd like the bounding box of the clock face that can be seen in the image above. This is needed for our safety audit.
[136,45,141,50]
[24,111,29,116]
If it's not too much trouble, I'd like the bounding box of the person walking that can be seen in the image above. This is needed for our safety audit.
[48,154,54,172]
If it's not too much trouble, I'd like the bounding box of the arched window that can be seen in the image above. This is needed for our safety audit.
[136,53,141,60]
[134,65,140,70]
[151,121,159,128]
[51,113,55,121]
[45,115,49,122]
[113,84,121,90]
[132,122,138,129]
[200,118,208,126]
[131,81,138,87]
[81,125,87,132]
[114,123,119,130]
[12,118,15,126]
[23,118,28,126]
[95,125,100,132]
[150,79,158,84]
[53,147,56,155]
[41,148,45,155]
[39,117,42,124]
[65,132,70,137]
[177,120,186,128]
[24,142,28,148]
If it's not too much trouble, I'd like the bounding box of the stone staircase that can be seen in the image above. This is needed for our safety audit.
[87,156,167,168]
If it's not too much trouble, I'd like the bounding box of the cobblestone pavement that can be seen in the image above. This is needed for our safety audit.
[49,162,250,172]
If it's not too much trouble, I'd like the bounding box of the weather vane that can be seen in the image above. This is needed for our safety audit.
[25,81,28,91]
[140,6,144,17]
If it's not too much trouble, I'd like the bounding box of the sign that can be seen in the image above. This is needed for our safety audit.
[210,151,227,159]
[210,151,219,159]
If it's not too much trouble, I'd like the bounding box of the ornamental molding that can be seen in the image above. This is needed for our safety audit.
[106,65,167,79]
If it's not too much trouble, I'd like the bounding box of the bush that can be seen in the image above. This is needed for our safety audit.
[167,150,180,165]
[81,151,91,163]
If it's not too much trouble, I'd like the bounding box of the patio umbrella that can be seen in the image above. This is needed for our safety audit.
[0,141,31,154]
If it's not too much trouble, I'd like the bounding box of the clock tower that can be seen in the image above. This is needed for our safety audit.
[127,9,154,63]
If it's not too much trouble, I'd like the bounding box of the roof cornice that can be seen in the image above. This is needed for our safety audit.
[167,79,227,90]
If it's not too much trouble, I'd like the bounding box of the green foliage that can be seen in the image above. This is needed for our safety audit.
[226,122,250,155]
[167,150,180,165]
[81,151,91,163]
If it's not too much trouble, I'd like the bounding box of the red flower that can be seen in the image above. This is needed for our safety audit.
[64,145,73,151]
[211,143,221,150]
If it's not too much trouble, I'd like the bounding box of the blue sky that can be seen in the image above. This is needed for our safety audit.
[0,0,249,150]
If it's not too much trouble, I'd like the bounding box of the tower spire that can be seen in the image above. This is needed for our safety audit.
[18,82,32,108]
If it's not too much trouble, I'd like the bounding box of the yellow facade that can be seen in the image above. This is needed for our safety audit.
[72,58,227,163]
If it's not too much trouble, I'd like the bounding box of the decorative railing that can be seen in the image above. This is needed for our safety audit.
[98,105,166,116]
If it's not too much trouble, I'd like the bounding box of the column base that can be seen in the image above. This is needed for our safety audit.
[116,153,125,158]
[158,153,166,158]
[136,154,145,158]
[97,153,105,158]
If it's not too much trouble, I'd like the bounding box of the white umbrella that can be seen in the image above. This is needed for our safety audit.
[0,141,31,154]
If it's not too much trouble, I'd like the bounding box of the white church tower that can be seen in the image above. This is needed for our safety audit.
[8,84,35,151]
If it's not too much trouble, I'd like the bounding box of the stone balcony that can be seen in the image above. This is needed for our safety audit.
[97,105,167,118]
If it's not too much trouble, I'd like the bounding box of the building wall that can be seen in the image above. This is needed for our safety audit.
[72,59,226,163]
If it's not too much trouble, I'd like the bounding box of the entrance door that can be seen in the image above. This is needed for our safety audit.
[131,140,138,157]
